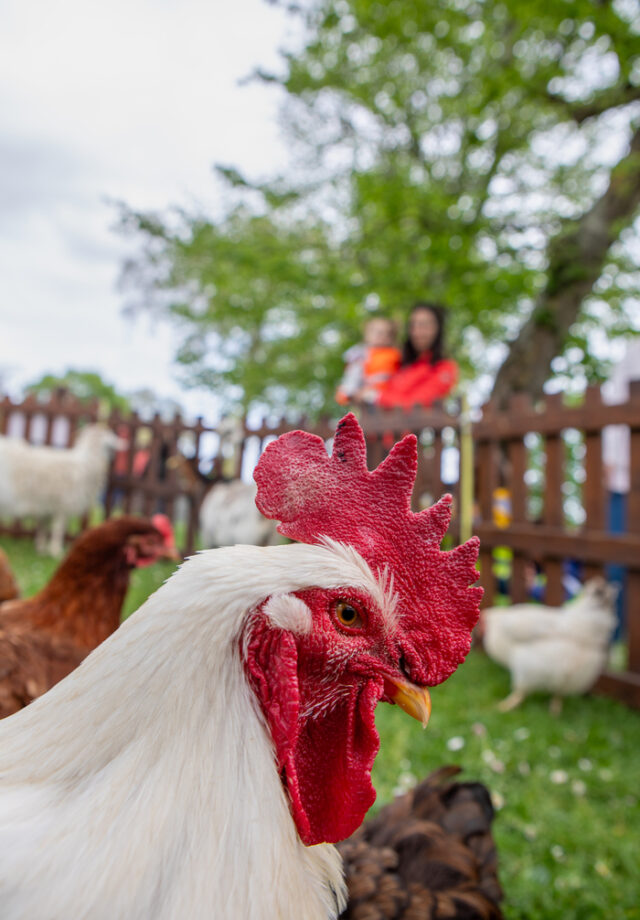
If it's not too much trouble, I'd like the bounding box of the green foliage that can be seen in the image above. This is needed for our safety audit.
[120,0,640,414]
[26,370,132,415]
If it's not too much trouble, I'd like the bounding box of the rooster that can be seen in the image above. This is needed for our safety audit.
[482,577,617,712]
[0,415,482,919]
[0,514,179,718]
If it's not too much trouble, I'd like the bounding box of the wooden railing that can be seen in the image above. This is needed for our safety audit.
[0,391,461,546]
[1,386,638,706]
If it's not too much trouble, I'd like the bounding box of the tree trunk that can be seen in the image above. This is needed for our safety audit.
[491,125,640,409]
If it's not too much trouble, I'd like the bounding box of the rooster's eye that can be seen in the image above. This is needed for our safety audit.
[332,599,364,630]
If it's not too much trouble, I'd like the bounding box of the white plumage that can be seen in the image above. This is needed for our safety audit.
[482,577,617,711]
[0,541,389,920]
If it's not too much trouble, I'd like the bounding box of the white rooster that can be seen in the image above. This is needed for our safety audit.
[482,577,617,712]
[0,414,481,920]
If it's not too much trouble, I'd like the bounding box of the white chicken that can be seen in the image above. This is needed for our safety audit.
[200,478,279,547]
[167,453,279,547]
[482,577,617,712]
[0,415,481,920]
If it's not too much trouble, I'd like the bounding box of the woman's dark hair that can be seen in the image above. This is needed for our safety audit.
[401,302,446,366]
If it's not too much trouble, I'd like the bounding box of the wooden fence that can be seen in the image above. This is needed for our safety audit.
[473,384,640,708]
[0,389,219,552]
[0,392,462,554]
[1,386,638,706]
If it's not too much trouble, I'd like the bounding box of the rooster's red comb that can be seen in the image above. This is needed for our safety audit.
[254,413,482,684]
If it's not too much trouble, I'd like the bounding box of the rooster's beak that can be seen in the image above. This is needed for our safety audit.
[384,677,432,728]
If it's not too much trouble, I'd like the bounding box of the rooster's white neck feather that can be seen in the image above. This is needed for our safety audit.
[0,542,385,920]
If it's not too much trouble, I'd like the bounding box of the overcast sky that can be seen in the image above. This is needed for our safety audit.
[0,0,294,421]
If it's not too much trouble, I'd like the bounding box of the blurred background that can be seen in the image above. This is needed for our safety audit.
[1,1,640,917]
[2,0,639,420]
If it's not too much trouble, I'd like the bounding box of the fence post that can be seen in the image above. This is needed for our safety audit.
[185,417,205,556]
[507,393,530,603]
[476,402,498,607]
[627,381,640,671]
[583,385,605,582]
[542,393,565,606]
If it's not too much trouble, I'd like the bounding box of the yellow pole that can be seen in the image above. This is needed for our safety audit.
[459,392,473,544]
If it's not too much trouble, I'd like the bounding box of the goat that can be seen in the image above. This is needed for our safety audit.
[0,425,123,556]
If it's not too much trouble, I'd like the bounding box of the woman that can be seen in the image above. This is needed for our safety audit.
[377,302,458,409]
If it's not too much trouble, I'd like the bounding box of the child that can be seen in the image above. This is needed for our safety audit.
[336,316,401,405]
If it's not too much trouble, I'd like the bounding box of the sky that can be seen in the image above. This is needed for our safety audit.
[0,0,295,422]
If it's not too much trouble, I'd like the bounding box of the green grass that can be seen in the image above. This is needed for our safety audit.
[2,534,639,919]
[373,652,640,920]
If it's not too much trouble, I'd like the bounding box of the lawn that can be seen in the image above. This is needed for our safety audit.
[2,533,639,919]
[373,652,640,919]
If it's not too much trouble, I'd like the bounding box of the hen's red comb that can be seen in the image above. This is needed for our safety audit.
[151,513,174,544]
[254,413,482,684]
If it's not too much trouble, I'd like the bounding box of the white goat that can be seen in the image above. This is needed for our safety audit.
[0,424,123,556]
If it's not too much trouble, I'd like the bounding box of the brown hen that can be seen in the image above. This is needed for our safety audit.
[0,515,178,718]
[338,766,503,920]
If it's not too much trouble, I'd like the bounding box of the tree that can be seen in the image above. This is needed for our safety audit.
[492,123,640,406]
[128,388,185,422]
[26,370,132,415]
[120,0,640,414]
[119,207,360,415]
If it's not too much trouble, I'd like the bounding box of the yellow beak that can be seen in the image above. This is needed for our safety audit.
[385,677,432,728]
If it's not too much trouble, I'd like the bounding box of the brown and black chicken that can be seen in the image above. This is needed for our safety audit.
[339,765,502,920]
